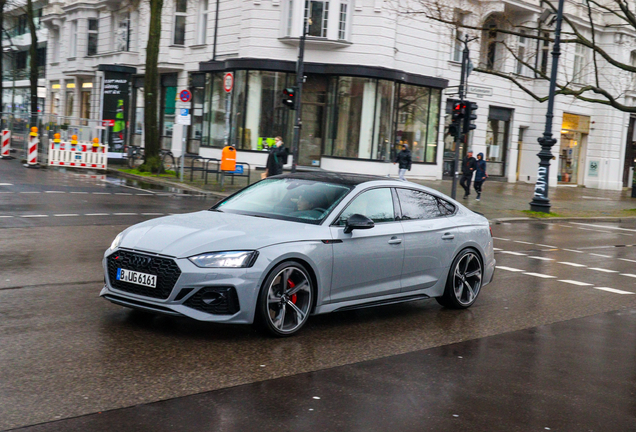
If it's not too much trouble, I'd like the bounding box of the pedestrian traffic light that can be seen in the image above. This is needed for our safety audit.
[462,101,478,134]
[282,87,297,109]
[451,101,464,123]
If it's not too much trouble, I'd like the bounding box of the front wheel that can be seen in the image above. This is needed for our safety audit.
[436,249,483,309]
[161,153,176,175]
[127,151,143,169]
[256,262,314,337]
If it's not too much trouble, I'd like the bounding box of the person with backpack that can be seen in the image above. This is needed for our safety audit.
[474,152,488,201]
[264,136,289,177]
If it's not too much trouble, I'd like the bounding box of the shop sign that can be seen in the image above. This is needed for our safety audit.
[589,160,599,177]
[102,71,131,153]
[562,113,590,134]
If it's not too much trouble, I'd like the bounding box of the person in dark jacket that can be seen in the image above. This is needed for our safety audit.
[393,144,412,181]
[474,152,487,201]
[460,150,477,199]
[265,136,289,177]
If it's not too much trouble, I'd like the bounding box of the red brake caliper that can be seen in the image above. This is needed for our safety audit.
[288,280,297,304]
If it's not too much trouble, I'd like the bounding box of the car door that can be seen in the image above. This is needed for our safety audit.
[329,187,404,303]
[395,188,458,293]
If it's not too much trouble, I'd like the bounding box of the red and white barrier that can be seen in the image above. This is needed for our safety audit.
[0,129,10,159]
[48,136,108,170]
[26,127,39,167]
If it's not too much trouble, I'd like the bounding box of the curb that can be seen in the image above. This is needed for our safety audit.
[108,169,228,200]
[491,216,636,224]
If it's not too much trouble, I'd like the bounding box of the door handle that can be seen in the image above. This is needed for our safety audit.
[388,236,402,245]
[441,233,455,240]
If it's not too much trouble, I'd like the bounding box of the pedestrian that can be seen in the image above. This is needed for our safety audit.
[393,144,412,181]
[474,152,487,201]
[264,136,289,178]
[460,150,477,199]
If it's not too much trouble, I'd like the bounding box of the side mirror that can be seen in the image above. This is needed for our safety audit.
[343,214,375,234]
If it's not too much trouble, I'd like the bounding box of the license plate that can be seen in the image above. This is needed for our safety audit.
[116,268,157,288]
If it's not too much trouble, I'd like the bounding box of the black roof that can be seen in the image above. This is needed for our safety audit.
[272,171,400,186]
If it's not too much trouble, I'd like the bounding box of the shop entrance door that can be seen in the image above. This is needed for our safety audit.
[299,75,328,167]
[486,106,513,177]
[559,113,590,185]
[623,116,636,188]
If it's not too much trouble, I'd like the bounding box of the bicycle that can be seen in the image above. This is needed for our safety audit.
[159,149,178,177]
[127,145,144,169]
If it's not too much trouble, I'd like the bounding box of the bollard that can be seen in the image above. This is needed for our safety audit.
[25,127,39,168]
[1,129,11,159]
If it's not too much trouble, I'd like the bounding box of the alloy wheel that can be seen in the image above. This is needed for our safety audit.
[452,252,482,306]
[266,266,312,334]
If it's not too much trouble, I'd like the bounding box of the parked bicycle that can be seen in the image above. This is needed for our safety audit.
[159,149,178,177]
[126,145,144,169]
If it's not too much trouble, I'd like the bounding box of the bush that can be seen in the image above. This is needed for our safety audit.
[138,155,162,174]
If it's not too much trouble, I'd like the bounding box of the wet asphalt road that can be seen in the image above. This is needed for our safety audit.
[3,159,636,431]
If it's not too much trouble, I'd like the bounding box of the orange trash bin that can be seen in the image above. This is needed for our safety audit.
[221,145,237,172]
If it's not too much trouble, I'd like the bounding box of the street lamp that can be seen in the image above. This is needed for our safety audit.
[529,0,565,213]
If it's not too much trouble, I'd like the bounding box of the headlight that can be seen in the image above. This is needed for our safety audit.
[109,233,123,251]
[189,251,258,268]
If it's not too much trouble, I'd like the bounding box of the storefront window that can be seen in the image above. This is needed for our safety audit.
[162,85,176,149]
[243,71,292,151]
[331,77,376,159]
[202,73,225,148]
[396,84,436,163]
[231,70,247,148]
[373,80,394,161]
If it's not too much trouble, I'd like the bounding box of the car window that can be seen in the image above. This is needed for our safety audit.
[396,188,443,220]
[338,188,395,225]
[437,198,456,216]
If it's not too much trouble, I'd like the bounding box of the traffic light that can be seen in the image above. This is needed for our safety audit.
[282,87,297,109]
[462,101,478,134]
[451,101,464,123]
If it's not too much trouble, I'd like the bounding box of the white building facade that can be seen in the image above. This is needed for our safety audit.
[40,0,636,190]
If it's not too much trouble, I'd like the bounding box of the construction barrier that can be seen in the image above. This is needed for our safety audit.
[48,134,108,170]
[0,129,10,159]
[26,127,38,167]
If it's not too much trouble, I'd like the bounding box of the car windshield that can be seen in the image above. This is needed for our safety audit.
[212,178,352,224]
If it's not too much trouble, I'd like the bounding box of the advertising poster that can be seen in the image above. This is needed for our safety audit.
[103,71,130,153]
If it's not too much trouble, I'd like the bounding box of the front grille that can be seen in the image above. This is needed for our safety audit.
[184,287,240,315]
[107,250,181,300]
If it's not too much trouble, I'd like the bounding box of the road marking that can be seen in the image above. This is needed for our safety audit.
[92,192,110,195]
[141,213,164,216]
[620,274,636,278]
[137,194,155,196]
[590,253,612,258]
[581,196,612,200]
[70,191,89,194]
[0,215,14,218]
[115,193,133,196]
[528,256,554,261]
[45,191,65,194]
[500,251,527,256]
[20,214,48,218]
[594,287,635,295]
[0,183,13,186]
[113,212,137,216]
[562,249,584,254]
[537,244,557,248]
[19,191,40,194]
[493,247,503,251]
[496,266,525,272]
[0,191,12,194]
[589,268,619,273]
[493,237,510,241]
[85,213,109,216]
[53,214,80,217]
[523,272,556,279]
[576,227,612,233]
[619,258,636,263]
[558,262,587,267]
[558,280,593,286]
[514,240,534,245]
[570,222,636,233]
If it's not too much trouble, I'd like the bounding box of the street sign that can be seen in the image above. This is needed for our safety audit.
[467,85,493,97]
[102,120,115,127]
[176,108,191,125]
[179,89,192,102]
[223,73,234,93]
[176,101,191,109]
[233,164,244,175]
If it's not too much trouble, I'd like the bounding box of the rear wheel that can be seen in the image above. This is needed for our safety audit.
[161,153,176,175]
[127,151,143,169]
[257,262,314,337]
[436,249,482,309]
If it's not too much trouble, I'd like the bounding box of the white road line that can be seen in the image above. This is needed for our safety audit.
[137,194,155,196]
[53,214,80,217]
[577,227,612,233]
[19,191,40,194]
[514,240,534,245]
[45,191,65,194]
[20,214,48,218]
[92,192,110,195]
[558,280,593,286]
[589,268,619,273]
[558,262,587,267]
[114,193,133,196]
[570,222,636,233]
[528,256,554,261]
[619,258,636,263]
[0,191,13,194]
[493,237,510,241]
[558,224,574,228]
[0,215,14,218]
[85,213,109,216]
[594,287,635,295]
[70,191,89,194]
[620,274,636,278]
[496,266,525,272]
[0,183,13,186]
[493,247,503,251]
[113,212,138,216]
[590,253,612,258]
[562,249,584,254]
[536,244,558,248]
[141,213,164,216]
[523,272,557,279]
[499,251,527,256]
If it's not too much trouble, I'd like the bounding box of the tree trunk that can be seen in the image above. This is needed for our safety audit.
[26,0,38,126]
[144,0,163,160]
[0,0,5,114]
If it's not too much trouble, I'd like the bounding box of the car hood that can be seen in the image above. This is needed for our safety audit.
[117,211,327,257]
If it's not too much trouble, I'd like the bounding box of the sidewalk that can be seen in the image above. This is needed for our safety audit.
[110,165,636,222]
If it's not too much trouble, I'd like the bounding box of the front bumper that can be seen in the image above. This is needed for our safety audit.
[101,249,262,324]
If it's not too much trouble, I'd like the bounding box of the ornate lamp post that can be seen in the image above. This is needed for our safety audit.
[529,0,565,213]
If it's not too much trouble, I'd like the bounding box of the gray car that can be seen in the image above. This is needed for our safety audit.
[101,173,495,336]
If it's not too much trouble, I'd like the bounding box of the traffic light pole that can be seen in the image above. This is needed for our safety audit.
[290,19,309,173]
[451,36,469,200]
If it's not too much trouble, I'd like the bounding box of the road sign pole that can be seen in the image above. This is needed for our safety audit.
[451,36,470,200]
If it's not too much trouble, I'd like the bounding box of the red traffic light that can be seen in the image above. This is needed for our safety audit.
[282,87,297,109]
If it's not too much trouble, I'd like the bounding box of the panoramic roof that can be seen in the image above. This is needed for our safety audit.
[273,172,400,186]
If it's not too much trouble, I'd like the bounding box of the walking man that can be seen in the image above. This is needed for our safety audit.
[460,150,477,199]
[474,152,487,201]
[393,144,412,181]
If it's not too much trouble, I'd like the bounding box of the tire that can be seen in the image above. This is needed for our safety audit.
[256,261,314,337]
[436,249,483,309]
[161,153,176,174]
[128,151,142,169]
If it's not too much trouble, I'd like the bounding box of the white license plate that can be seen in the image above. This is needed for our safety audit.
[116,268,157,288]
